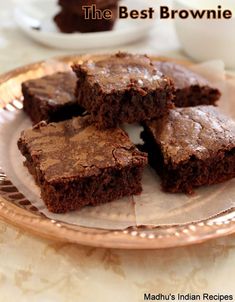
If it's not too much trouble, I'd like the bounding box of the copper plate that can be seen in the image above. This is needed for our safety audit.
[0,54,235,249]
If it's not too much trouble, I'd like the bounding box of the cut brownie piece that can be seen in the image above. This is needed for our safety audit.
[154,61,221,107]
[72,53,175,128]
[54,7,117,33]
[58,0,119,14]
[54,0,118,33]
[22,72,84,124]
[18,117,147,213]
[141,106,235,193]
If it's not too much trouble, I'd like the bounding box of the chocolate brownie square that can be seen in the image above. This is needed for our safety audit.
[141,106,235,193]
[154,61,221,107]
[22,72,84,124]
[18,117,147,213]
[58,0,119,14]
[54,8,117,33]
[73,53,175,128]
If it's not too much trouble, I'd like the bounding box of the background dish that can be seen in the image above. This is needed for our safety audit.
[173,0,235,69]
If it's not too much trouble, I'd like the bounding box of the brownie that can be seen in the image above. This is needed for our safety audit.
[141,106,235,194]
[72,53,175,129]
[154,61,221,108]
[22,72,84,124]
[54,8,117,33]
[18,117,147,213]
[58,0,119,14]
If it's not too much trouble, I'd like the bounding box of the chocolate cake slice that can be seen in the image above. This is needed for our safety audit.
[154,61,221,107]
[22,72,84,124]
[18,117,147,213]
[141,106,235,193]
[73,52,175,128]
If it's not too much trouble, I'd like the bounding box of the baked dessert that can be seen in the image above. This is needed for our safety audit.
[54,8,117,33]
[141,106,235,193]
[22,72,84,124]
[154,61,221,107]
[18,117,147,213]
[54,0,119,33]
[58,0,118,14]
[73,52,175,128]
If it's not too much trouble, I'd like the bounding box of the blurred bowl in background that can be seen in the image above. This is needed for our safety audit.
[173,0,235,69]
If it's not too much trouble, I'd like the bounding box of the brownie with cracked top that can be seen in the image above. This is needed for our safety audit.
[18,117,147,213]
[72,52,175,128]
[154,61,221,108]
[22,72,84,124]
[141,106,235,193]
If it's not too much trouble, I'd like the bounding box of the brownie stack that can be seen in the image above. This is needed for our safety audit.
[54,0,119,33]
[18,52,235,214]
